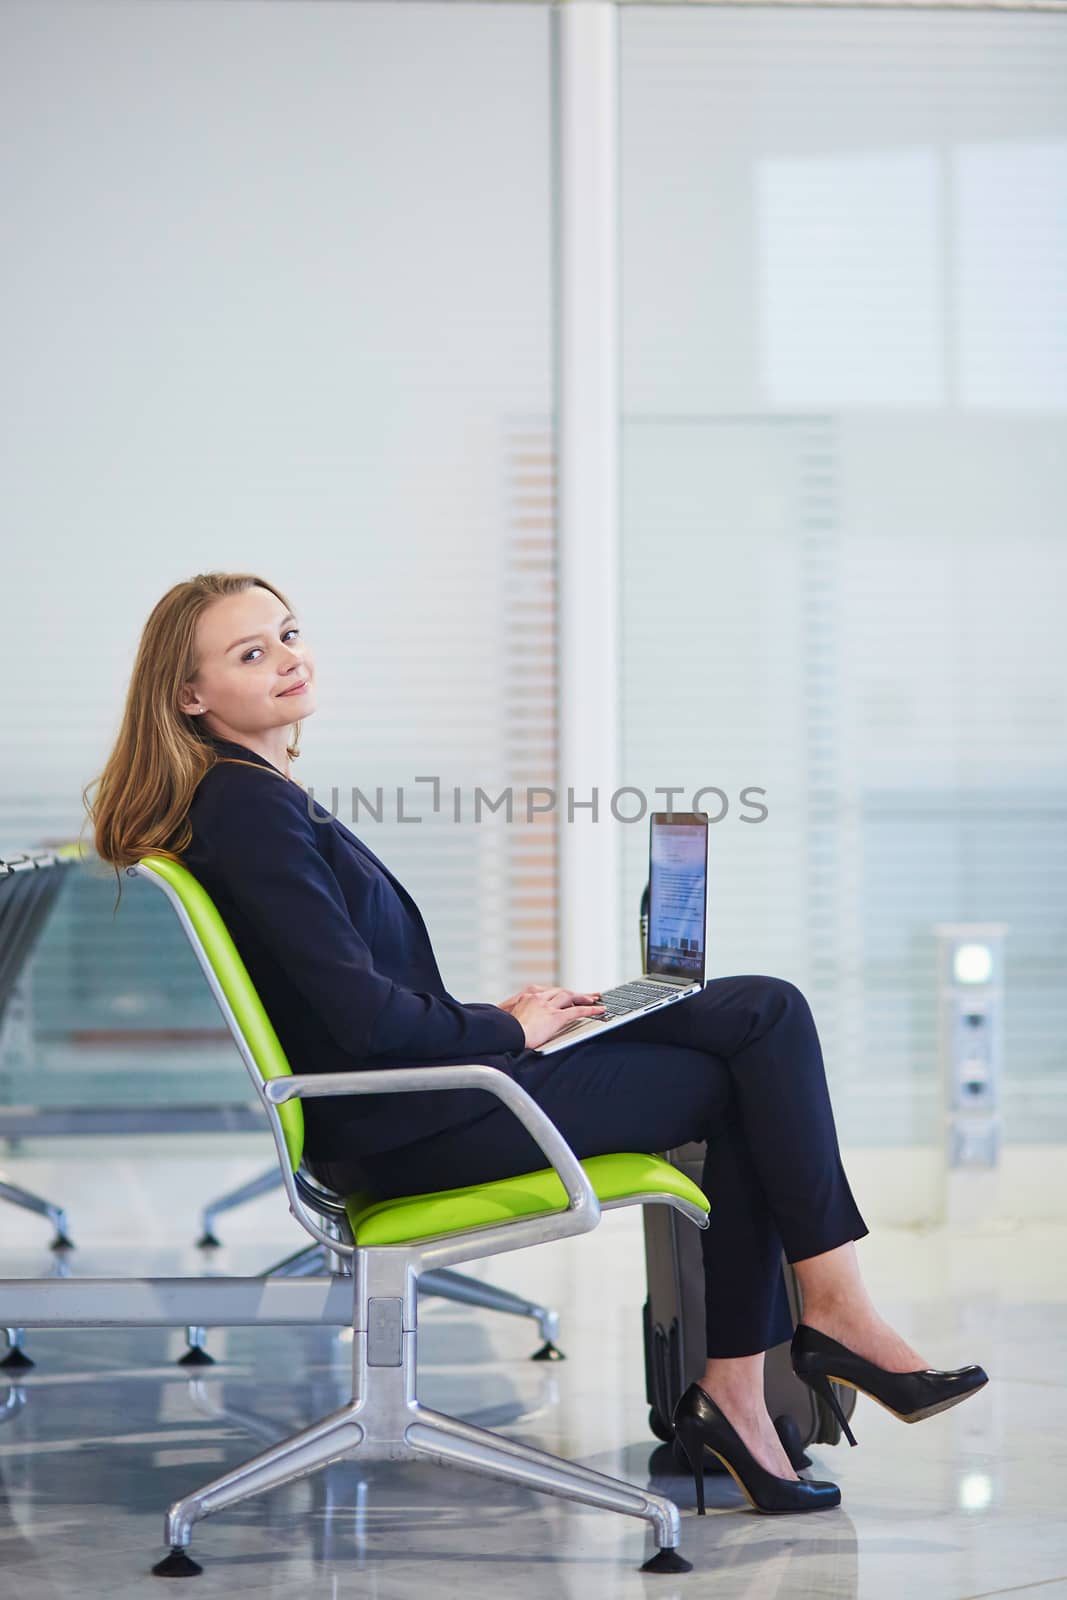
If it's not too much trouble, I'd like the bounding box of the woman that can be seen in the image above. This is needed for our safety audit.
[87,570,988,1518]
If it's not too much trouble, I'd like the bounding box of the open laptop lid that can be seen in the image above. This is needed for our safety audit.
[647,812,709,984]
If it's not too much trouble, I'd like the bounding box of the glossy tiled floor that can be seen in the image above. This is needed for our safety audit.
[0,1140,1064,1599]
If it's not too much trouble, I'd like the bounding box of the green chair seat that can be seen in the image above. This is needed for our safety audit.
[344,1150,709,1247]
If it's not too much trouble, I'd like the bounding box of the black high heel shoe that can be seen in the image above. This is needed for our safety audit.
[672,1383,841,1516]
[791,1323,989,1446]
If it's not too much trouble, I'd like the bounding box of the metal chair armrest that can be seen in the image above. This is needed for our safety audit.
[264,1064,600,1228]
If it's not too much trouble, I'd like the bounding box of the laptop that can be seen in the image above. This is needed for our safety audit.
[535,811,709,1056]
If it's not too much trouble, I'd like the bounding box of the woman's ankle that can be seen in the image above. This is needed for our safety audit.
[699,1357,769,1419]
[698,1379,765,1421]
[800,1286,875,1330]
[702,1351,764,1381]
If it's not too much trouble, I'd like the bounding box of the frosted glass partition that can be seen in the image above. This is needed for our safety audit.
[619,9,1067,1146]
[0,1,554,1105]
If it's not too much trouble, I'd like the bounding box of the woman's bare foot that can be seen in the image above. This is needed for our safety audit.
[800,1301,931,1373]
[697,1362,799,1481]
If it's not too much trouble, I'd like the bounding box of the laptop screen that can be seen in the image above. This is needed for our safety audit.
[647,812,708,982]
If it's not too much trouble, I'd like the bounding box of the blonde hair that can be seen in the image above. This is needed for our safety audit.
[83,571,306,908]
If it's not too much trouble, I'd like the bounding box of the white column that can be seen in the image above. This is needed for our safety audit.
[555,1,621,990]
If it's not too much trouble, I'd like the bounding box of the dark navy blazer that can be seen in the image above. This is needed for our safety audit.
[181,735,529,1163]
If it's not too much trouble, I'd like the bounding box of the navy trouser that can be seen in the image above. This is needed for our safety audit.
[315,975,870,1358]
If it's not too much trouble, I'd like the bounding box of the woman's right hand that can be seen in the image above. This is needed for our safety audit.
[509,987,607,1051]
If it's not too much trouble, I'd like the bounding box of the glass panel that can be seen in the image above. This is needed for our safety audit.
[620,7,1067,1145]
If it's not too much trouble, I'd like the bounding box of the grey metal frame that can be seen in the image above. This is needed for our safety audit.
[201,1162,563,1350]
[258,1233,561,1346]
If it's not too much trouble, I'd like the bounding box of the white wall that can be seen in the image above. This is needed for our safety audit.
[0,0,554,1007]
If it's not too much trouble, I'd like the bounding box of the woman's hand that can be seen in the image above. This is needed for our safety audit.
[497,982,602,1014]
[497,982,549,1014]
[505,985,607,1051]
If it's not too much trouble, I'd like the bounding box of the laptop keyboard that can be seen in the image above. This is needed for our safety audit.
[596,979,678,1018]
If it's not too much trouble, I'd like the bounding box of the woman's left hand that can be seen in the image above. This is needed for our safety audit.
[497,983,602,1014]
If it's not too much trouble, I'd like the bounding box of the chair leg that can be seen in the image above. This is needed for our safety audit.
[418,1266,563,1359]
[406,1403,688,1570]
[0,1175,73,1251]
[176,1384,374,1571]
[404,1408,687,1568]
[154,1402,366,1574]
[177,1327,215,1368]
[196,1165,283,1248]
[1,1327,33,1371]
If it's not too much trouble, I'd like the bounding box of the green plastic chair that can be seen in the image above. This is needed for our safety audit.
[129,854,710,1579]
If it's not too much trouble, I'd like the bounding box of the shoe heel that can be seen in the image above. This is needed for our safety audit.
[801,1371,859,1447]
[674,1420,707,1515]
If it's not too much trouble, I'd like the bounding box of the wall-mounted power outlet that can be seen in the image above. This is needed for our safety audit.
[934,923,1007,1176]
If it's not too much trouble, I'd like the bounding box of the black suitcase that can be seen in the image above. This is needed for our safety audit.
[638,885,856,1466]
[642,1139,857,1466]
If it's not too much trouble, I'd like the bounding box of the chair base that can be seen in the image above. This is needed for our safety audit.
[154,1396,685,1577]
[152,1249,686,1577]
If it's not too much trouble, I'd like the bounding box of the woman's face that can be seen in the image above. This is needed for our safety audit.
[179,588,317,743]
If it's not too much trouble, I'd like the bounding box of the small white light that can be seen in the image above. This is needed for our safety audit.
[954,944,993,985]
[959,1472,992,1511]
[110,992,151,1015]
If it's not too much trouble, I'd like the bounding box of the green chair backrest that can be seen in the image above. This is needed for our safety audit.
[54,841,90,862]
[136,854,304,1170]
